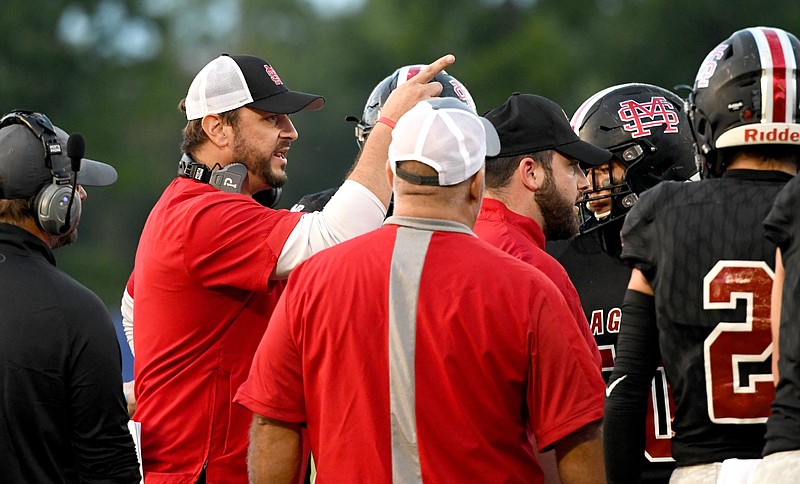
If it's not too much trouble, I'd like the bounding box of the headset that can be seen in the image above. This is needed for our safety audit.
[0,110,82,235]
[252,186,282,208]
[178,153,282,208]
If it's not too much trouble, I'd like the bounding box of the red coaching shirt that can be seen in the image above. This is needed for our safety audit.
[236,217,605,483]
[132,177,303,483]
[474,198,602,367]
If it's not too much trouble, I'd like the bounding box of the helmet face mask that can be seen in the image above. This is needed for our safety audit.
[688,26,800,177]
[571,83,697,238]
[348,65,477,149]
[579,155,635,229]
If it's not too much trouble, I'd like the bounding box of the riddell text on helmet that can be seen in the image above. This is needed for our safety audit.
[744,127,800,143]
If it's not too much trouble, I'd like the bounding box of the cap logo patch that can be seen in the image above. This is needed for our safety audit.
[264,65,283,85]
[617,96,680,138]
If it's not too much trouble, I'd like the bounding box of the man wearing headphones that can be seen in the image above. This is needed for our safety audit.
[124,53,456,483]
[0,110,140,482]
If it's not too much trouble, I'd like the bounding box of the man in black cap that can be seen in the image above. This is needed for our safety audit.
[0,110,140,482]
[125,53,457,483]
[475,93,609,363]
[473,92,610,480]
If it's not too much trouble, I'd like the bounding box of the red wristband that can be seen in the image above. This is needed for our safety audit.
[377,116,397,129]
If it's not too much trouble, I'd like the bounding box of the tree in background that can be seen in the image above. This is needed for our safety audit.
[2,0,798,306]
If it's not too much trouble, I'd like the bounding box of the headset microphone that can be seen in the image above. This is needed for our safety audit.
[61,133,84,234]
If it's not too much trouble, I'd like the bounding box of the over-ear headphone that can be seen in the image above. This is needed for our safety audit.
[0,110,82,235]
[252,187,282,208]
[178,153,283,208]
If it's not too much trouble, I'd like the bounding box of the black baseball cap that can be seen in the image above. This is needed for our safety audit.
[0,115,117,199]
[484,93,612,168]
[185,54,325,120]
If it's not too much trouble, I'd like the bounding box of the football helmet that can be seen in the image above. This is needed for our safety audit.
[688,26,800,177]
[347,65,477,148]
[571,83,697,237]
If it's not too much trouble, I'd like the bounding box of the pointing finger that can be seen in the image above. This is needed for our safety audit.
[412,54,456,84]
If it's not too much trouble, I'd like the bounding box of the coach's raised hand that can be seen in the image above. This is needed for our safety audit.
[348,54,457,208]
[378,54,456,122]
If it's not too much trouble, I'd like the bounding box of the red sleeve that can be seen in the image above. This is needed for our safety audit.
[234,273,306,423]
[527,288,605,451]
[563,283,603,369]
[126,271,134,296]
[185,198,303,293]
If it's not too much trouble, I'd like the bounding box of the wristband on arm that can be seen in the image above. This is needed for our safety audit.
[376,116,396,129]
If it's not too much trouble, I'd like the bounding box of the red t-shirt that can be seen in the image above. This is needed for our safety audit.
[474,198,602,367]
[235,217,605,483]
[132,177,303,483]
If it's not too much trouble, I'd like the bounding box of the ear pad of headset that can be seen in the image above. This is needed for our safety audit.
[34,184,81,235]
[253,187,282,208]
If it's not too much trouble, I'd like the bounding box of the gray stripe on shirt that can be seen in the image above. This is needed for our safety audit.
[388,225,433,484]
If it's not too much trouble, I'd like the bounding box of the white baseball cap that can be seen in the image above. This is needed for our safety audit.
[389,97,500,186]
[185,54,325,120]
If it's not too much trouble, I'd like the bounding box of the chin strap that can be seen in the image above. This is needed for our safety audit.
[593,209,612,221]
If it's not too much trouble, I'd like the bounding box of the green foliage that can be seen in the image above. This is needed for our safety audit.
[3,0,800,307]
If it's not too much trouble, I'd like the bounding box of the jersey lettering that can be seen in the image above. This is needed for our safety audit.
[703,261,775,424]
[607,307,622,333]
[590,308,622,335]
[645,366,675,462]
[590,310,604,335]
[599,345,675,462]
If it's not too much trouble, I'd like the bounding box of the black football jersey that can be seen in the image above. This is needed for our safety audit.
[620,169,792,466]
[763,174,800,456]
[548,229,675,483]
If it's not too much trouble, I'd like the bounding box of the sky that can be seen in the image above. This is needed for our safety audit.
[56,0,372,63]
[56,0,540,63]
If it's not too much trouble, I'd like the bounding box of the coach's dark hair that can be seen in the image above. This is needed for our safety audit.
[178,98,241,155]
[485,150,555,189]
[0,196,37,225]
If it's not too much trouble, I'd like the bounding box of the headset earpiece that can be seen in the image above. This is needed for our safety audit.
[253,187,282,208]
[178,154,283,207]
[0,110,82,235]
[34,182,81,235]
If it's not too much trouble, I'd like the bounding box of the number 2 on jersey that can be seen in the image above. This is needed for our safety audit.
[703,261,775,424]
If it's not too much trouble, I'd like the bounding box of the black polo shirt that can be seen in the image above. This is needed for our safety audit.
[0,223,139,482]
